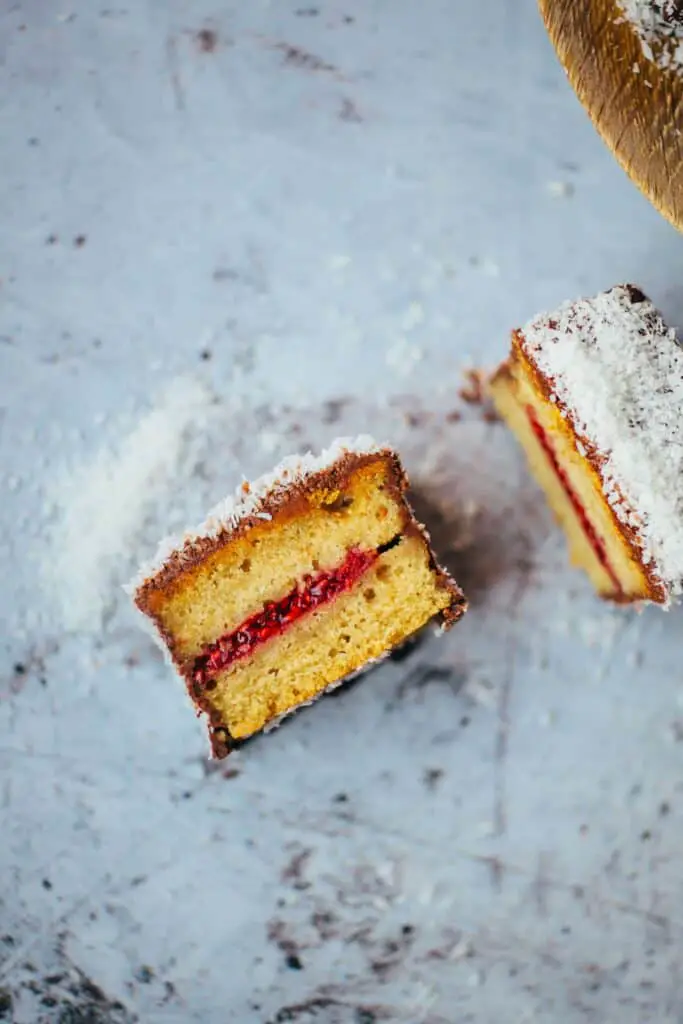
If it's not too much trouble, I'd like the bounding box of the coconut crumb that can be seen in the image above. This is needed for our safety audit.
[459,370,488,405]
[458,370,501,423]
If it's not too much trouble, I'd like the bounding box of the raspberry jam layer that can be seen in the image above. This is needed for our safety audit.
[526,406,623,597]
[192,546,378,690]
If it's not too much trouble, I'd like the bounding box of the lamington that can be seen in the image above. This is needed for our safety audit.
[489,284,683,606]
[130,437,466,756]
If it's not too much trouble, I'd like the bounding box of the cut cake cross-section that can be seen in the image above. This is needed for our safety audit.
[129,437,467,756]
[489,283,683,606]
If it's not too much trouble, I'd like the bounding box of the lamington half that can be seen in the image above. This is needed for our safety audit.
[130,437,466,756]
[489,284,683,606]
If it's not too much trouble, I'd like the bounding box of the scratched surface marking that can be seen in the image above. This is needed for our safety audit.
[4,1,683,1022]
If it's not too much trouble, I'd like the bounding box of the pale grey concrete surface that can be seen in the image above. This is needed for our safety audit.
[3,2,683,1022]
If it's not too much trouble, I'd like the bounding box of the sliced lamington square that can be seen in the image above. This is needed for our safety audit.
[129,437,467,756]
[489,284,683,605]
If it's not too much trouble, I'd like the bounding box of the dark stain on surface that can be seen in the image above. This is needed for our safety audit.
[212,252,267,294]
[369,924,417,979]
[274,42,337,73]
[532,852,550,915]
[7,644,54,694]
[268,998,387,1023]
[0,989,12,1020]
[423,766,444,790]
[310,909,338,940]
[321,398,349,424]
[199,753,241,779]
[4,952,133,1024]
[196,28,218,53]
[670,720,683,742]
[487,855,505,890]
[387,663,468,710]
[281,847,313,890]
[339,97,362,122]
[403,410,424,428]
[267,919,303,967]
[212,266,240,282]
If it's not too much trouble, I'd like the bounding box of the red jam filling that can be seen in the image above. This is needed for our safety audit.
[526,406,623,597]
[192,546,378,690]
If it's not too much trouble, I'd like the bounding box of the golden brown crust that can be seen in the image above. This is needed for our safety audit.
[506,332,666,604]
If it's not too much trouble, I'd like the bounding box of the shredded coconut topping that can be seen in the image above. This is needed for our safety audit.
[519,284,683,596]
[129,435,386,593]
[617,2,683,72]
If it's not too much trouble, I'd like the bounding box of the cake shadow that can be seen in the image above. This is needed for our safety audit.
[407,485,536,606]
[230,479,540,756]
